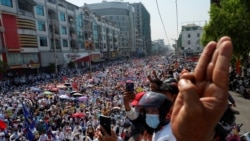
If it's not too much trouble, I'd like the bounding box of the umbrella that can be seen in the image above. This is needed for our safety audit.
[88,79,93,82]
[0,120,7,129]
[112,107,121,110]
[64,83,71,87]
[57,85,67,89]
[96,72,104,77]
[59,95,69,99]
[87,84,94,88]
[70,91,78,95]
[50,87,58,92]
[78,96,88,102]
[72,112,85,118]
[43,91,53,95]
[30,87,41,92]
[37,93,45,98]
[72,93,83,97]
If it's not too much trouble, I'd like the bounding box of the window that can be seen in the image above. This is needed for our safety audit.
[48,0,56,4]
[39,37,47,47]
[36,5,44,16]
[188,33,191,38]
[188,40,191,45]
[60,12,66,21]
[197,39,200,44]
[62,39,68,47]
[7,53,22,65]
[1,0,13,7]
[197,33,200,37]
[37,21,46,31]
[61,26,67,34]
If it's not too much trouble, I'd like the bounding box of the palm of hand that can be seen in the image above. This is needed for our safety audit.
[171,37,233,141]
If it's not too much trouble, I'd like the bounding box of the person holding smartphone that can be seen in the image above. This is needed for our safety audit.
[123,76,165,141]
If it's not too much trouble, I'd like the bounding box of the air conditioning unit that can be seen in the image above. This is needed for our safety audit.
[0,26,5,32]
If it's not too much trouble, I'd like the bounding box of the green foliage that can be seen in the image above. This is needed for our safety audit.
[201,0,250,59]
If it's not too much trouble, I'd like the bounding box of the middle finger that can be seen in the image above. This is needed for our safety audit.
[194,41,217,82]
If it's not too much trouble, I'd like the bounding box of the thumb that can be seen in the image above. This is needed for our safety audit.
[178,79,200,107]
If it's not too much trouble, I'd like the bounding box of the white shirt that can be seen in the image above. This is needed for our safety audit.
[152,124,176,141]
[39,134,48,141]
[125,107,138,120]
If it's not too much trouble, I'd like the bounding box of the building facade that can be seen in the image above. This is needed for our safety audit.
[180,24,203,56]
[0,0,120,72]
[131,2,151,56]
[87,1,136,58]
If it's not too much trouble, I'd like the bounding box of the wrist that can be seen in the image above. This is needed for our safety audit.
[175,130,213,141]
[124,103,131,111]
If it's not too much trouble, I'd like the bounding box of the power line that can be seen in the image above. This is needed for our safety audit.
[155,0,170,46]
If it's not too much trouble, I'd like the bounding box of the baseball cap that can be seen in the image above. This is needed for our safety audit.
[131,92,145,106]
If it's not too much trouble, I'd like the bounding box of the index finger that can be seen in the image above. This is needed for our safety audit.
[100,125,108,136]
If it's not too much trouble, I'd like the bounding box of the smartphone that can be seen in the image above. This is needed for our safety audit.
[99,115,111,135]
[126,80,134,92]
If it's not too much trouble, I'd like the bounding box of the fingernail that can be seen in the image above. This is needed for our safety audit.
[178,79,188,88]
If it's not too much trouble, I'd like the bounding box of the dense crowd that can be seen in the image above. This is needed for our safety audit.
[0,55,193,141]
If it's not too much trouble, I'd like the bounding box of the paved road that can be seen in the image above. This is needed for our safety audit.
[230,91,250,133]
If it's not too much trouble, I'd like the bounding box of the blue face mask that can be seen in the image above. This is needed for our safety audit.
[145,114,160,129]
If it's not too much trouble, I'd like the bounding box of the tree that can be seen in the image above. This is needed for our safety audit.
[202,0,250,62]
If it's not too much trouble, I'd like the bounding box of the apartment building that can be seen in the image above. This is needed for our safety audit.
[87,1,136,58]
[131,2,151,56]
[0,0,120,72]
[180,24,203,56]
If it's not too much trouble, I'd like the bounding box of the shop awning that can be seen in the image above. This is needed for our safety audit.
[73,55,90,63]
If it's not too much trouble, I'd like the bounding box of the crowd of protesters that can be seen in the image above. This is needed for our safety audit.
[0,36,242,141]
[0,37,237,141]
[0,54,195,141]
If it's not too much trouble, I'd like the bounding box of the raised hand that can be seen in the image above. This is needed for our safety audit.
[171,36,233,141]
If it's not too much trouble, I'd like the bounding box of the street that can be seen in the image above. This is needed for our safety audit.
[230,91,250,133]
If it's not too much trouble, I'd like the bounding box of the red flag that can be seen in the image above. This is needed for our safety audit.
[236,59,241,74]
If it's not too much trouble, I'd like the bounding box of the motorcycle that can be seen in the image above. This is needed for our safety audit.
[213,105,241,141]
[230,76,250,99]
[240,132,250,141]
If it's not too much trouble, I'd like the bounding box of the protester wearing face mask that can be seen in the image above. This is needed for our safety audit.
[136,91,174,141]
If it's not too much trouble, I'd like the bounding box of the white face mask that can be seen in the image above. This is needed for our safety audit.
[145,114,160,129]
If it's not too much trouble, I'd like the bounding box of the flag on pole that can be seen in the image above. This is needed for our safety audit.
[22,103,35,141]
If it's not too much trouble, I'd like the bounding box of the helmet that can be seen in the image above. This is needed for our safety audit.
[159,78,179,95]
[137,91,172,125]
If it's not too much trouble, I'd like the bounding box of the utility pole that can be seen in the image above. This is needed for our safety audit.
[88,37,92,77]
[175,0,179,61]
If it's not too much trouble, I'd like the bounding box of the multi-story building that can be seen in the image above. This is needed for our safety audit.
[87,1,136,59]
[131,2,151,56]
[83,4,120,61]
[152,39,165,54]
[0,0,120,73]
[180,24,203,56]
[0,0,40,71]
